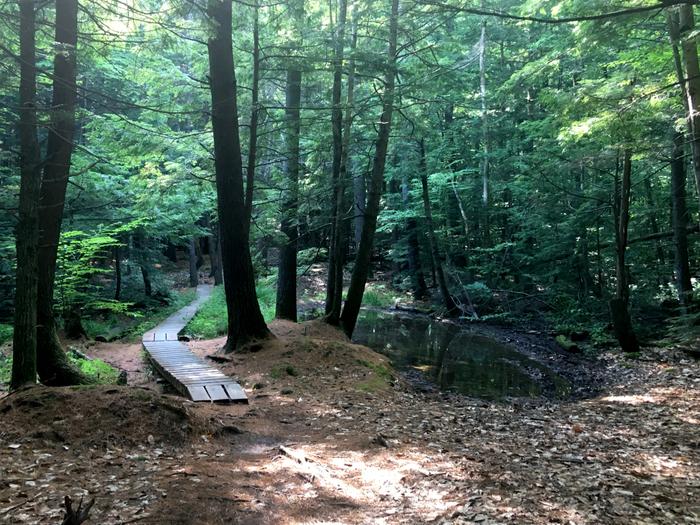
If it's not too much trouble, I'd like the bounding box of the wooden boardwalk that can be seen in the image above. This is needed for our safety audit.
[142,285,247,403]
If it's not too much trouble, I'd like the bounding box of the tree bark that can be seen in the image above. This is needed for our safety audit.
[207,0,270,351]
[114,245,122,301]
[188,237,199,287]
[609,151,639,353]
[419,139,459,315]
[244,0,260,231]
[325,0,349,323]
[678,4,700,221]
[36,0,89,385]
[210,223,223,286]
[339,0,400,337]
[403,176,428,299]
[478,13,491,245]
[11,0,41,389]
[670,131,693,305]
[276,1,304,322]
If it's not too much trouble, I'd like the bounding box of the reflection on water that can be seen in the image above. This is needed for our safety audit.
[352,310,570,399]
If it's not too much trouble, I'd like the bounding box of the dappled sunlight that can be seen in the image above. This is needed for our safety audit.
[630,452,699,480]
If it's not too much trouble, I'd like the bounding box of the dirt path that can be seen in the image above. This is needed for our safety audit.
[0,320,698,524]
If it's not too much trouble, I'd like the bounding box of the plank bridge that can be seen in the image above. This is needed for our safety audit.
[142,285,247,403]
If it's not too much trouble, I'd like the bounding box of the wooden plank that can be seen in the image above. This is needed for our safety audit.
[141,284,248,403]
[223,383,248,402]
[204,384,230,402]
[188,386,211,402]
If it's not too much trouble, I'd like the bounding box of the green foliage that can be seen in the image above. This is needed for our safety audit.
[362,284,396,308]
[0,353,10,387]
[186,280,276,340]
[186,286,228,339]
[0,324,12,345]
[0,352,120,386]
[68,353,121,384]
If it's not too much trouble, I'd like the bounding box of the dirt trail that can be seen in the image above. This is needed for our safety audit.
[0,320,698,524]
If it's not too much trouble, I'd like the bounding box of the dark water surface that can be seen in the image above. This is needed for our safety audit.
[352,310,571,399]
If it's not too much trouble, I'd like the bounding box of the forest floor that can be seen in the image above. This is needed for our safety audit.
[0,316,699,524]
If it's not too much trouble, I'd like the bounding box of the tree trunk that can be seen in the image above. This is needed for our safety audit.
[36,0,89,386]
[609,151,639,353]
[352,171,366,250]
[419,139,459,315]
[339,0,399,337]
[679,5,700,221]
[244,0,260,231]
[325,0,349,324]
[207,0,270,351]
[114,245,122,301]
[210,223,223,286]
[276,0,303,322]
[478,14,491,245]
[11,0,41,390]
[188,237,199,287]
[670,131,694,305]
[403,176,428,299]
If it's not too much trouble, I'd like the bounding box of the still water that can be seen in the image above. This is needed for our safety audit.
[352,310,571,399]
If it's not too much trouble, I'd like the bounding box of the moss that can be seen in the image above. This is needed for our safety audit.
[270,363,298,379]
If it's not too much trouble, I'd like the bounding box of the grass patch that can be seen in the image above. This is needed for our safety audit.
[0,353,10,386]
[0,353,120,387]
[355,358,393,392]
[122,289,196,341]
[0,324,12,345]
[362,284,396,308]
[356,359,393,380]
[185,279,277,339]
[186,286,228,339]
[69,354,121,383]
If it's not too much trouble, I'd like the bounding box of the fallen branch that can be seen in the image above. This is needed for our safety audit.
[61,495,95,525]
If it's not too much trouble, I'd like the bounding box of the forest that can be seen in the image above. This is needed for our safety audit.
[0,0,699,523]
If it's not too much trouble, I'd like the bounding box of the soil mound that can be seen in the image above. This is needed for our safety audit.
[0,385,203,449]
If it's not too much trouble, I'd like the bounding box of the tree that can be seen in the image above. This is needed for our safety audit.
[339,0,400,337]
[207,0,270,351]
[276,0,304,322]
[36,0,89,385]
[609,151,639,353]
[325,0,348,324]
[11,0,41,389]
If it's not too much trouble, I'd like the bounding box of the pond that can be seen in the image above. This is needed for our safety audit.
[352,310,571,399]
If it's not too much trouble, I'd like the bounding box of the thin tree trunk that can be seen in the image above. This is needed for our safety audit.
[403,176,427,299]
[419,139,458,315]
[207,0,270,351]
[325,0,348,323]
[276,0,304,322]
[210,223,223,286]
[609,151,639,353]
[11,0,41,389]
[36,0,89,385]
[114,245,122,301]
[189,237,199,287]
[244,0,260,232]
[670,131,694,305]
[478,14,490,245]
[339,0,400,337]
[679,5,700,220]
